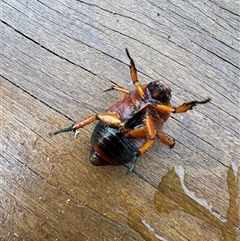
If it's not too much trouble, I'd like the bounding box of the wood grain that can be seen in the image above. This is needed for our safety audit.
[1,0,239,240]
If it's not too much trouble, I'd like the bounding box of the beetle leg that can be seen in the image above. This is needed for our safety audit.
[125,48,146,100]
[137,114,156,155]
[52,116,97,135]
[128,124,175,148]
[154,104,173,112]
[104,85,130,94]
[128,155,138,172]
[157,132,175,148]
[173,98,211,113]
[97,112,121,127]
[125,114,156,172]
[53,112,122,135]
[73,112,122,130]
[128,127,146,138]
[154,98,210,113]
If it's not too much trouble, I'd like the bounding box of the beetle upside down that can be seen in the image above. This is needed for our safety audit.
[53,48,210,172]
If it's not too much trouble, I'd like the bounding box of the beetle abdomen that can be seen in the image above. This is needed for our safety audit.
[90,121,138,166]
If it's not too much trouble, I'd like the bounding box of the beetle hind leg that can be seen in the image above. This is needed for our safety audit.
[52,116,97,135]
[52,125,74,135]
[52,112,122,136]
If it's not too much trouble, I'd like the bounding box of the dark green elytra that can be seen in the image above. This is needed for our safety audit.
[90,121,139,170]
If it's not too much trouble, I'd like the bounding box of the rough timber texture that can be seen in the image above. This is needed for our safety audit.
[1,0,239,240]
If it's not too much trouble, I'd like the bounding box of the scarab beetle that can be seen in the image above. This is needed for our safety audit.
[53,48,210,171]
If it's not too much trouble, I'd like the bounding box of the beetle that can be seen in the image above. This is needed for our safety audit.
[52,48,210,171]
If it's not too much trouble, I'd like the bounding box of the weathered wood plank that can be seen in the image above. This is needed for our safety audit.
[1,0,239,240]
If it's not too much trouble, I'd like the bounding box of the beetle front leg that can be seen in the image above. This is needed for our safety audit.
[125,48,146,100]
[173,98,210,113]
[154,98,210,113]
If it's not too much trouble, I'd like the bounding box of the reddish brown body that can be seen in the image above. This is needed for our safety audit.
[53,48,210,171]
[108,84,171,130]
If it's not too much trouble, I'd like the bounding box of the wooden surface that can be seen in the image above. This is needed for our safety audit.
[1,0,239,240]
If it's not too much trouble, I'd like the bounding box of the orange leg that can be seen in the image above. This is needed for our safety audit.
[138,140,155,155]
[128,125,174,148]
[135,114,156,155]
[125,48,146,100]
[128,127,146,138]
[52,112,122,135]
[126,117,174,172]
[127,115,156,172]
[104,85,130,94]
[154,98,211,113]
[157,132,175,148]
[173,98,211,113]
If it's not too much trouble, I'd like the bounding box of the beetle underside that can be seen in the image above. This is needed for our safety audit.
[52,48,210,171]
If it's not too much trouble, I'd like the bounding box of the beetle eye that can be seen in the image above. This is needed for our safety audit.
[147,81,171,104]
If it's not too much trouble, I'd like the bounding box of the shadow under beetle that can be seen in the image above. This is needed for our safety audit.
[53,48,210,172]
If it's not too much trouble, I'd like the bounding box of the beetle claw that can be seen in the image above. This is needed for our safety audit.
[74,130,81,138]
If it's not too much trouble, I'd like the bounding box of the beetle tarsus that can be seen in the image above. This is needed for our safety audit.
[53,124,74,135]
[128,154,139,173]
[125,48,134,67]
[183,98,211,106]
[103,86,115,92]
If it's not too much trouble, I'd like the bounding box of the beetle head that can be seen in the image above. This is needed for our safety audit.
[147,80,171,104]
